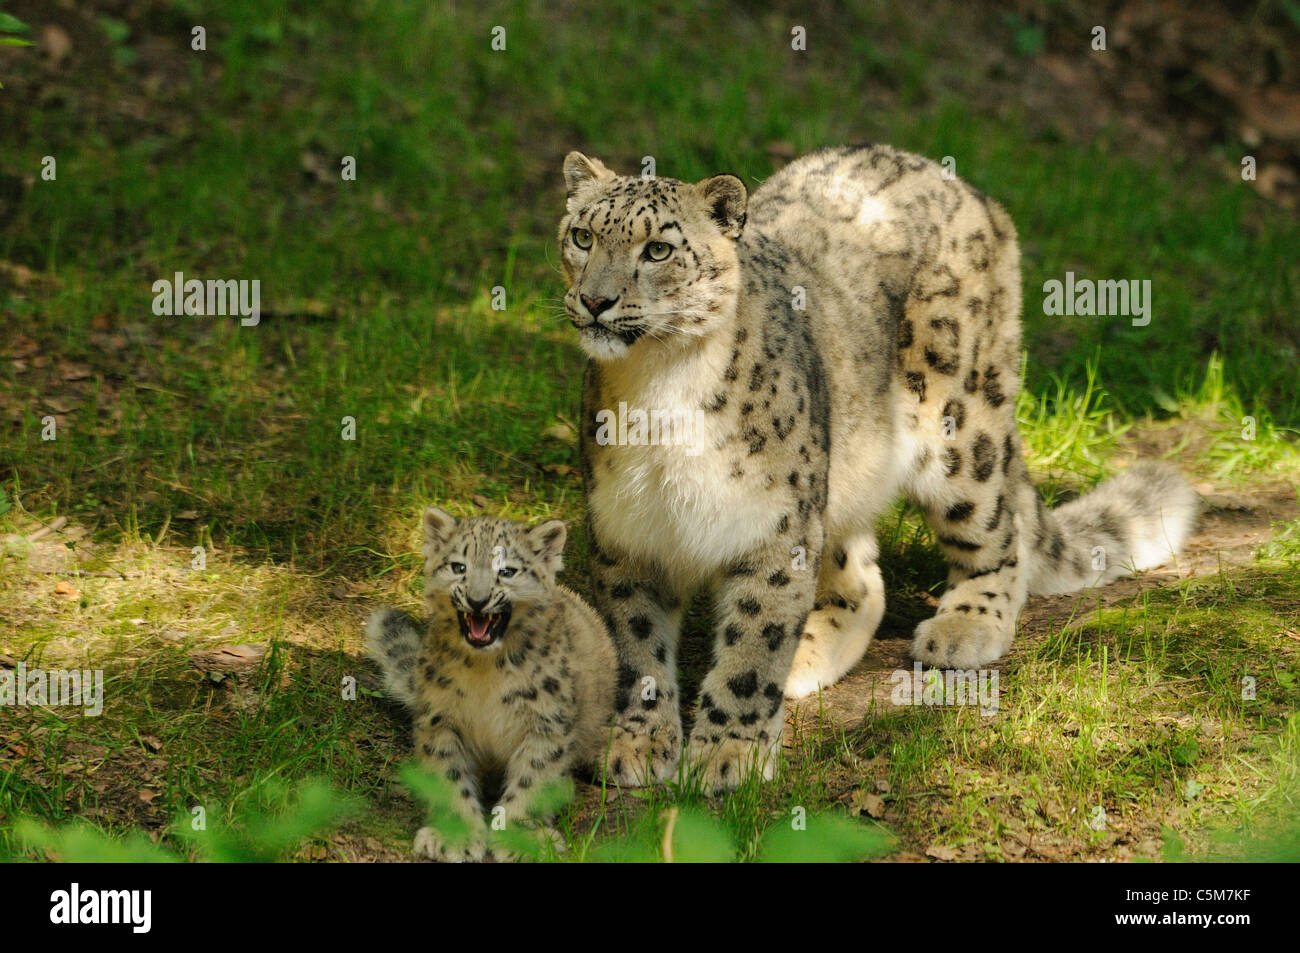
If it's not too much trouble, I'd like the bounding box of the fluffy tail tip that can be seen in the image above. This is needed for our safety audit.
[364,607,424,708]
[1107,461,1199,570]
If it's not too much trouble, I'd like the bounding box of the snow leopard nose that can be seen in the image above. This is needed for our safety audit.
[466,595,489,613]
[580,293,618,318]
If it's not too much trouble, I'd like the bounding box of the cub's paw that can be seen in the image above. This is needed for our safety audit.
[911,613,1012,669]
[484,811,568,863]
[599,721,681,787]
[686,735,778,794]
[412,826,486,863]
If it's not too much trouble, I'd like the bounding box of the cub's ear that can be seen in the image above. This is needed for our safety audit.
[423,507,458,550]
[563,152,616,205]
[526,519,567,572]
[696,173,747,239]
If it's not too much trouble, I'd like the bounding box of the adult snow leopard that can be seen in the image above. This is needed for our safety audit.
[557,145,1196,792]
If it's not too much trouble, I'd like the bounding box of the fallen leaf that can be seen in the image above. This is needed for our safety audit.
[219,644,263,660]
[189,643,266,677]
[58,362,93,381]
[53,580,80,599]
[300,150,332,183]
[140,734,163,753]
[471,494,490,509]
[40,24,71,67]
[1252,163,1299,208]
[851,790,886,818]
[0,262,34,288]
[138,788,158,804]
[27,515,68,540]
[174,510,200,520]
[925,844,958,862]
[542,421,576,443]
[766,140,796,160]
[329,581,363,600]
[41,396,76,414]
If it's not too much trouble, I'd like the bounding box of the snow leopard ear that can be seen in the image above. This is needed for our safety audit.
[527,519,567,572]
[423,507,458,550]
[563,152,616,205]
[696,173,747,239]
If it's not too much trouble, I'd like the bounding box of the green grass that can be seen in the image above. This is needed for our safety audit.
[1,0,1299,861]
[837,567,1300,859]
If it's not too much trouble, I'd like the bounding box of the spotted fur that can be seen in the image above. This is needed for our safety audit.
[557,146,1197,792]
[365,508,616,860]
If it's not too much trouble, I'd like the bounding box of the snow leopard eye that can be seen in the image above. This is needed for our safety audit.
[498,567,517,578]
[449,562,466,574]
[644,240,671,261]
[571,227,593,250]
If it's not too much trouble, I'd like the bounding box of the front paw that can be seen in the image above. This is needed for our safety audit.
[686,734,778,794]
[911,613,1012,669]
[599,721,681,787]
[489,822,567,863]
[412,826,486,863]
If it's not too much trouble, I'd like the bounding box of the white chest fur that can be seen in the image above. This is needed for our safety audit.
[587,340,776,585]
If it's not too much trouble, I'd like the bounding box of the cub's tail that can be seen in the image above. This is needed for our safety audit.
[364,608,425,709]
[1024,462,1199,596]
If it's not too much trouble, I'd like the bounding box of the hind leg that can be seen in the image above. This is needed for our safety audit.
[909,426,1029,668]
[896,175,1032,667]
[785,533,885,698]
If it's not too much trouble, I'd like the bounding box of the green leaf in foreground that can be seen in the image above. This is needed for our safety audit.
[13,819,179,863]
[758,810,895,863]
[0,12,31,32]
[175,779,359,862]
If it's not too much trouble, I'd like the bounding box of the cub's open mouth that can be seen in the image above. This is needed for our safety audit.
[456,607,511,648]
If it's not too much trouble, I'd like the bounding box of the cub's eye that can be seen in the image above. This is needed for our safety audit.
[644,241,672,261]
[571,227,593,250]
[498,567,518,578]
[449,562,466,575]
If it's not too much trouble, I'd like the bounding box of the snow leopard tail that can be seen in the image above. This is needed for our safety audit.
[364,608,425,709]
[1023,462,1199,596]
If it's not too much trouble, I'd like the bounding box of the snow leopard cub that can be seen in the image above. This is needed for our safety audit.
[557,145,1196,793]
[366,508,616,861]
